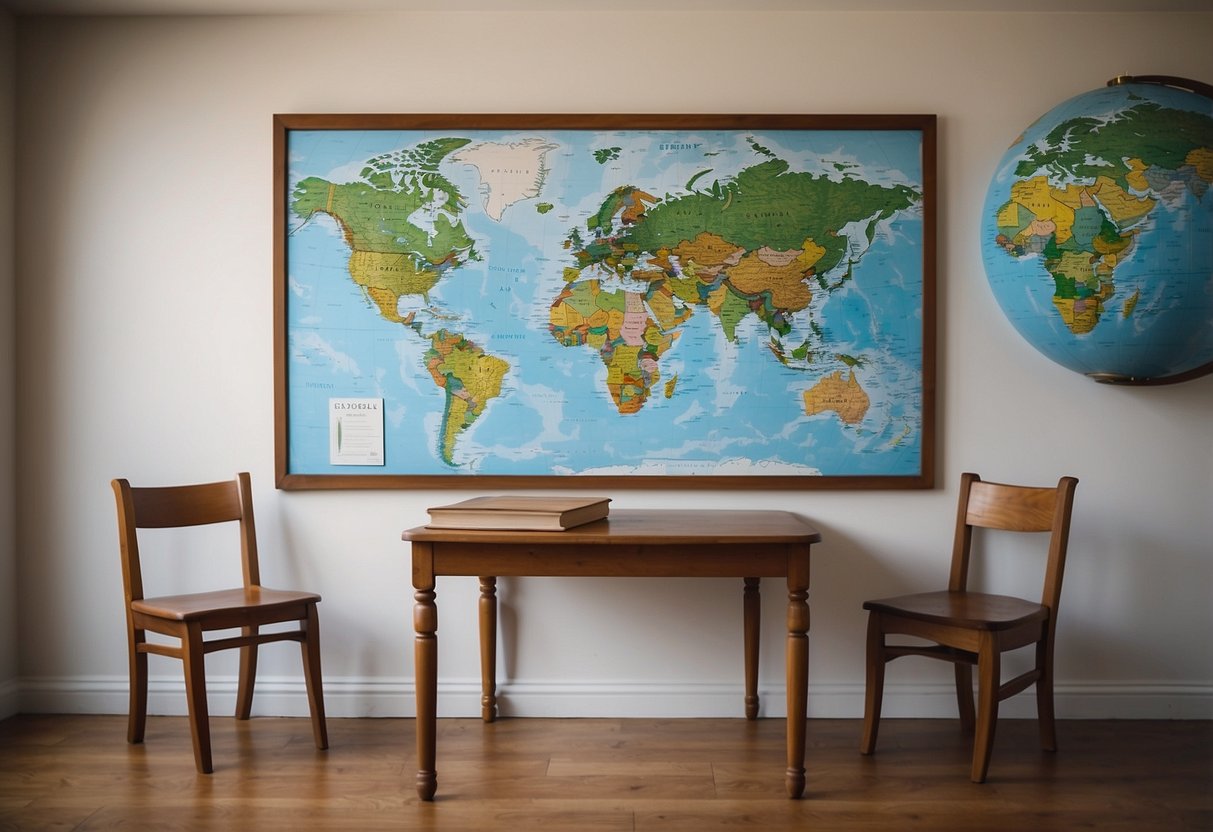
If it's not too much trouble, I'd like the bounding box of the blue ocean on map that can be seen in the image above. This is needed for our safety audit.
[285,126,928,480]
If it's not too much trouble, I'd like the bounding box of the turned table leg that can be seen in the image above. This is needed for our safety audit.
[743,577,760,720]
[412,544,438,801]
[479,576,498,722]
[785,553,810,799]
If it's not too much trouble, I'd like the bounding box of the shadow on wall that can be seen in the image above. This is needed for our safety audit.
[798,517,930,680]
[481,517,931,701]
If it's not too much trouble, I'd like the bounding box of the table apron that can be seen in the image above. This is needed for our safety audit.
[426,541,808,579]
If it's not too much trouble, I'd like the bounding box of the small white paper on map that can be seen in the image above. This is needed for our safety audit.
[329,397,385,466]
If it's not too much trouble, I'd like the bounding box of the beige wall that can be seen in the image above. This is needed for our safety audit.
[11,10,1213,719]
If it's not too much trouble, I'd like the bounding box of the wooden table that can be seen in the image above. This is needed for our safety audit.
[403,508,822,801]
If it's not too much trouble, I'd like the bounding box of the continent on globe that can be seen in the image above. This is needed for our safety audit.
[452,138,558,221]
[994,175,1150,333]
[1012,100,1212,195]
[984,81,1213,381]
[803,369,870,425]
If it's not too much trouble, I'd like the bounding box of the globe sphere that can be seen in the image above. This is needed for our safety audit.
[980,77,1213,384]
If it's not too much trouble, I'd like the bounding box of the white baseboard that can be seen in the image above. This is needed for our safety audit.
[12,676,1212,720]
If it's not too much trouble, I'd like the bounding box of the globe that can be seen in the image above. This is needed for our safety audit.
[980,77,1213,384]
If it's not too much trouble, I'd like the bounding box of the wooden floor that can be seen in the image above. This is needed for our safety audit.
[0,715,1209,831]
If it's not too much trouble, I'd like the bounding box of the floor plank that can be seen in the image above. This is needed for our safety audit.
[0,715,1209,831]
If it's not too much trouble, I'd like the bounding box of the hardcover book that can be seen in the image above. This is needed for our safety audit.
[425,496,611,531]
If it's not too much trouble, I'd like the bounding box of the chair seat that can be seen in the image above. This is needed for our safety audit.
[132,586,321,622]
[863,590,1048,630]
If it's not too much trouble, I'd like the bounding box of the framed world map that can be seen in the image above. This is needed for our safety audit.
[274,114,936,490]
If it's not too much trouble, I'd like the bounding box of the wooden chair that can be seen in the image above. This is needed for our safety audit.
[112,472,328,773]
[860,472,1078,782]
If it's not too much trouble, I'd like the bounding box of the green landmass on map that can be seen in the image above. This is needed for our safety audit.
[291,137,480,282]
[550,150,921,420]
[593,146,622,164]
[583,158,917,278]
[290,137,510,467]
[424,329,510,465]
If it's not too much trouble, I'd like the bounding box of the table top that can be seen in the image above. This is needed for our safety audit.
[403,508,821,545]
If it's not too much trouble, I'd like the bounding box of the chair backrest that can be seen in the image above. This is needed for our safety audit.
[948,472,1078,613]
[112,472,261,604]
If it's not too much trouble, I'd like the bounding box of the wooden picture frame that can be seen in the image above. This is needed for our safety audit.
[274,114,935,490]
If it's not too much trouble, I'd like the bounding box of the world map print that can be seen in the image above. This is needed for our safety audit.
[280,119,932,484]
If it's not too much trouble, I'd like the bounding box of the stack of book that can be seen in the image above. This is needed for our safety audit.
[425,495,611,531]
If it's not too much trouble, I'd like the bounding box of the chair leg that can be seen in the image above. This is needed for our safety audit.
[236,628,258,720]
[859,613,885,755]
[127,629,148,745]
[971,633,1000,783]
[1036,637,1057,752]
[301,603,329,750]
[955,663,976,734]
[181,624,213,774]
